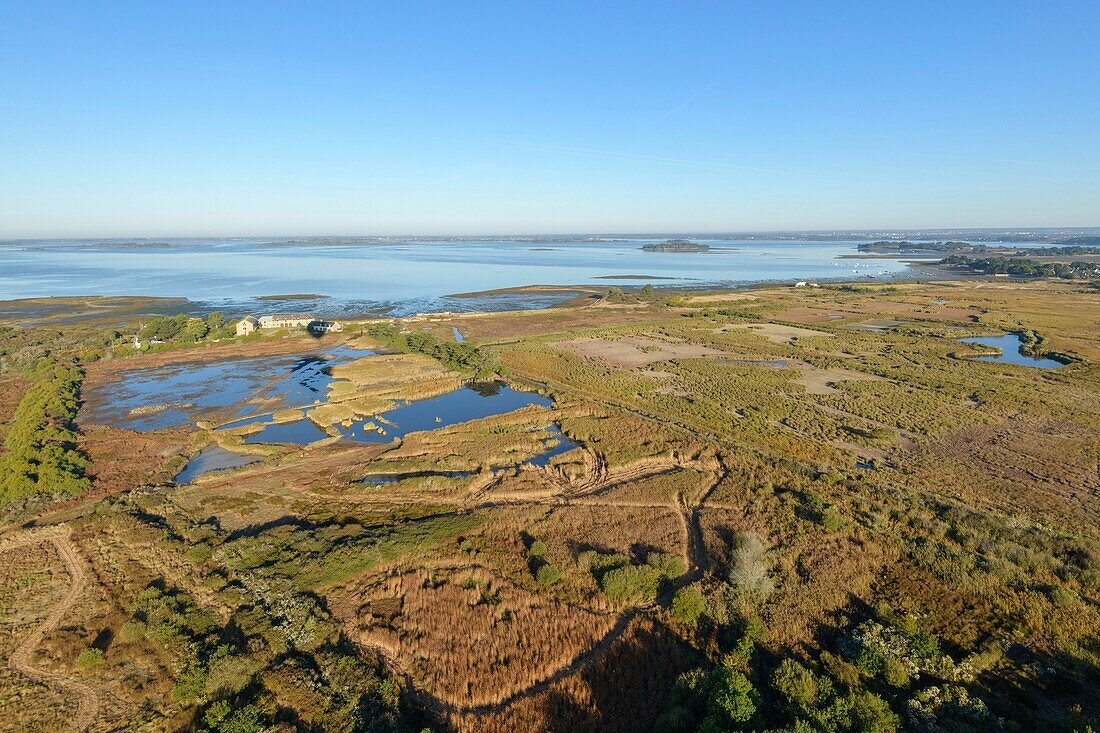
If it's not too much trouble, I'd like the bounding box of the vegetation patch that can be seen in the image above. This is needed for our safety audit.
[0,360,91,506]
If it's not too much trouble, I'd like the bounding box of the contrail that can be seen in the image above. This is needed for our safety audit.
[654,82,717,122]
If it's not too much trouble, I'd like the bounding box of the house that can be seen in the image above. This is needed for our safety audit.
[308,320,343,333]
[235,315,260,336]
[236,313,319,334]
[257,313,314,329]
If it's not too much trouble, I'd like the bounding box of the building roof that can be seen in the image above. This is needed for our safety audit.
[259,313,313,321]
[239,315,259,324]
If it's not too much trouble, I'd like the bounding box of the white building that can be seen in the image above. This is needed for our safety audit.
[257,313,314,329]
[235,315,260,335]
[236,313,317,334]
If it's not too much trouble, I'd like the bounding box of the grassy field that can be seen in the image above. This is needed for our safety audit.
[0,278,1097,732]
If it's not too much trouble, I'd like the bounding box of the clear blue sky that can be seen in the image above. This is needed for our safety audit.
[1,1,1097,236]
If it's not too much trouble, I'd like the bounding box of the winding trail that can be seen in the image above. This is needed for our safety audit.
[0,525,98,733]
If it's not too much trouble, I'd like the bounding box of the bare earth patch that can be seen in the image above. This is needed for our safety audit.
[793,366,881,395]
[553,335,728,368]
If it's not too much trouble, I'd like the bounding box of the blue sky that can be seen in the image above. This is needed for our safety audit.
[1,1,1097,236]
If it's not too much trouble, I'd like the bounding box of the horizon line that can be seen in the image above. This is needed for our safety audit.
[3,225,1099,241]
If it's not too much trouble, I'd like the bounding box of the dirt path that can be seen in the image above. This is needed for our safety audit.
[0,525,98,733]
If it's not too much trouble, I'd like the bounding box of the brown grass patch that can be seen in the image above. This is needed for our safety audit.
[683,292,760,304]
[445,616,698,733]
[79,425,191,494]
[534,505,686,565]
[0,542,77,732]
[911,418,1100,526]
[334,566,616,708]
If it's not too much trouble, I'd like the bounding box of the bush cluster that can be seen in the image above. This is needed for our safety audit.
[0,360,91,505]
[138,312,233,343]
[580,550,686,604]
[367,323,498,377]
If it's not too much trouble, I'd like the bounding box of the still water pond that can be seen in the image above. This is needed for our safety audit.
[174,445,262,484]
[82,344,373,430]
[338,382,552,443]
[244,418,330,445]
[958,334,1064,369]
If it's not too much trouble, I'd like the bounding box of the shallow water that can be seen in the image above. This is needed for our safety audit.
[174,445,263,483]
[338,382,552,443]
[82,344,373,431]
[958,334,1065,369]
[244,417,329,445]
[452,327,465,343]
[528,425,580,467]
[1,238,925,316]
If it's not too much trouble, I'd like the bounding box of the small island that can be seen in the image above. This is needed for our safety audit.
[642,239,710,252]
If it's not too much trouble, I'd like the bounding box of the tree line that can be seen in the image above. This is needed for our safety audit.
[941,255,1100,280]
[0,359,92,506]
[138,312,234,343]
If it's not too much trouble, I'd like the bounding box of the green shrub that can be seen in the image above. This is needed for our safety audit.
[528,539,549,557]
[647,552,687,579]
[882,657,911,688]
[850,690,900,733]
[75,647,104,670]
[203,653,261,698]
[201,702,266,733]
[705,667,759,727]
[600,564,662,604]
[822,510,845,532]
[1050,585,1080,608]
[366,323,498,377]
[671,587,706,624]
[820,651,860,689]
[653,705,696,733]
[117,619,147,643]
[171,664,207,701]
[772,659,822,712]
[535,563,562,585]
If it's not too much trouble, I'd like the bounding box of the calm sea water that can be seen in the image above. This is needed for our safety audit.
[2,237,941,316]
